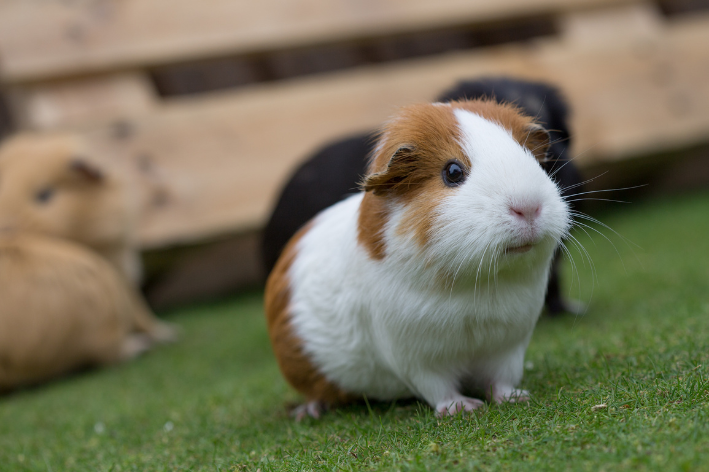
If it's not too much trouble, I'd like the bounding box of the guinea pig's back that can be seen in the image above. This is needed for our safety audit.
[0,234,167,391]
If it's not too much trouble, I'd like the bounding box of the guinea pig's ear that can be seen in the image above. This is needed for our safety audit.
[524,123,551,163]
[361,145,418,196]
[70,159,104,183]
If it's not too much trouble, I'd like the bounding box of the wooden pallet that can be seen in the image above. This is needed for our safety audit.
[0,0,635,82]
[1,0,708,304]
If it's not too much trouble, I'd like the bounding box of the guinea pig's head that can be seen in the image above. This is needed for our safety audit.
[359,100,570,280]
[0,133,136,248]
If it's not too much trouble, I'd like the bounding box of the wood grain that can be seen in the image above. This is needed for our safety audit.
[7,72,156,129]
[0,0,639,82]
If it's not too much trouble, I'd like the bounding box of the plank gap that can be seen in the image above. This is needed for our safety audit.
[657,0,709,17]
[149,15,557,98]
[0,91,15,140]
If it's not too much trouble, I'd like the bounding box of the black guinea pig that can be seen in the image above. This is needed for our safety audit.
[262,77,583,315]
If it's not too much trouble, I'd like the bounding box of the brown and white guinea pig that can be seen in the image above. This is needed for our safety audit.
[265,99,570,419]
[0,233,176,393]
[0,133,142,283]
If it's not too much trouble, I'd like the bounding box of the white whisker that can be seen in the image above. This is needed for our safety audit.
[570,219,628,274]
[548,144,597,179]
[567,198,631,204]
[563,184,648,199]
[559,171,609,193]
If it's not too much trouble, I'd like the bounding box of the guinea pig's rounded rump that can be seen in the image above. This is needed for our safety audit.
[264,223,357,407]
[0,234,173,392]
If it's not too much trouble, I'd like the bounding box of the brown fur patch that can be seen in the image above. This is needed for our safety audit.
[264,224,355,405]
[359,100,550,251]
[364,104,470,187]
[357,193,389,260]
[360,103,469,249]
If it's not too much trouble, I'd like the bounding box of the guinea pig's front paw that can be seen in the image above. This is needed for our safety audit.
[150,321,180,344]
[492,387,530,404]
[435,396,485,417]
[292,400,327,421]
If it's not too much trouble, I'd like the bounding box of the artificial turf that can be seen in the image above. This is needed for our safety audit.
[1,190,708,471]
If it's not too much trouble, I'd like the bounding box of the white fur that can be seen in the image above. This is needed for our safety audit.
[287,107,570,414]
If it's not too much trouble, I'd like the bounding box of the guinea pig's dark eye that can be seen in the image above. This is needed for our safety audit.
[35,187,55,204]
[442,161,466,187]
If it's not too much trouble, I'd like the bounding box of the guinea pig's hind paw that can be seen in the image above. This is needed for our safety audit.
[119,334,153,361]
[435,397,485,417]
[563,299,587,316]
[548,297,587,316]
[292,401,326,421]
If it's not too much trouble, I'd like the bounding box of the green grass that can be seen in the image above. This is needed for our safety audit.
[2,190,709,471]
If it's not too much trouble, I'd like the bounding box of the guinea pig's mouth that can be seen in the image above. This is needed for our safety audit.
[505,243,534,254]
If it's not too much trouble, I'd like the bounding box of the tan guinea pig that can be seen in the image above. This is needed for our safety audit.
[0,133,142,283]
[0,233,176,393]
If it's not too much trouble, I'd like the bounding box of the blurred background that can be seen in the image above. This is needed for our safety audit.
[0,0,707,310]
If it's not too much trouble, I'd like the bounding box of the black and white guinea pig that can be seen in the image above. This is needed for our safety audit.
[265,99,571,419]
[261,77,582,315]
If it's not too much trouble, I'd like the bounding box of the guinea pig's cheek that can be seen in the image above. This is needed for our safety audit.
[396,190,446,249]
[29,206,61,235]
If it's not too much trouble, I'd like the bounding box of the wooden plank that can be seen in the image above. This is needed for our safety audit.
[7,72,156,130]
[552,7,709,160]
[560,2,664,49]
[0,0,640,83]
[76,9,709,248]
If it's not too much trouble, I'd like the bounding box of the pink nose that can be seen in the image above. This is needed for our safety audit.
[509,204,541,223]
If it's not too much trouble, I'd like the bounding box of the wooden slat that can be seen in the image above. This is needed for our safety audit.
[560,2,664,48]
[75,8,709,248]
[0,0,639,83]
[7,72,156,129]
[553,6,709,160]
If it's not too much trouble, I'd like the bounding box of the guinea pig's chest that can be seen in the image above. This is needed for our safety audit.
[369,282,542,360]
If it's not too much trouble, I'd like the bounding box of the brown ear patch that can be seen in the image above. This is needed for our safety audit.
[361,145,419,196]
[264,224,356,406]
[70,159,104,183]
[366,104,469,186]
